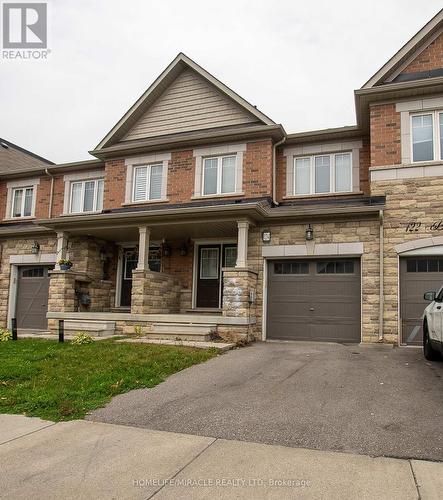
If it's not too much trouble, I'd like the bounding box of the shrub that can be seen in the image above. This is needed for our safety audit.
[134,325,142,336]
[0,328,12,342]
[71,332,93,345]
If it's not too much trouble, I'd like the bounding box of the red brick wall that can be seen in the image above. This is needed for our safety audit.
[275,149,286,201]
[51,176,65,216]
[0,175,64,220]
[35,177,51,219]
[243,140,273,198]
[168,150,194,203]
[402,33,443,74]
[0,181,7,220]
[104,159,126,209]
[370,104,401,168]
[103,140,274,210]
[359,138,370,195]
[162,240,194,289]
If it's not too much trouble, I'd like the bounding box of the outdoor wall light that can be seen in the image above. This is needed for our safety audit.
[99,248,107,262]
[305,224,314,241]
[162,241,171,257]
[261,230,271,243]
[179,242,188,256]
[31,242,40,254]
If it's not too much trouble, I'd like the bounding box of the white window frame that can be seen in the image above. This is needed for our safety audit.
[69,178,104,214]
[10,186,34,218]
[132,163,164,202]
[4,178,40,220]
[410,110,443,163]
[202,155,237,196]
[293,152,353,196]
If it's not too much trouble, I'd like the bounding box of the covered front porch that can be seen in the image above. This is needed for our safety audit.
[43,208,260,343]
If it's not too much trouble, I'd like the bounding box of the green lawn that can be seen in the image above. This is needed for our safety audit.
[0,339,218,421]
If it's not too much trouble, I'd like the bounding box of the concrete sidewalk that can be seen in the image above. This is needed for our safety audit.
[0,414,441,500]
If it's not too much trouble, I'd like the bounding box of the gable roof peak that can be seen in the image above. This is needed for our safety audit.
[95,53,275,150]
[362,8,443,88]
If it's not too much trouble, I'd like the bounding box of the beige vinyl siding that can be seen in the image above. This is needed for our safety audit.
[122,69,259,141]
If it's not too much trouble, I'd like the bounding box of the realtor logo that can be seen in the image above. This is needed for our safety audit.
[2,3,47,48]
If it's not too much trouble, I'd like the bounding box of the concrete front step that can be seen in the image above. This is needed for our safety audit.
[117,338,235,350]
[64,320,116,337]
[147,322,215,341]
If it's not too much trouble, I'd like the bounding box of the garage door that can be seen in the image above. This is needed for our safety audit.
[400,257,443,345]
[267,259,361,343]
[16,266,52,330]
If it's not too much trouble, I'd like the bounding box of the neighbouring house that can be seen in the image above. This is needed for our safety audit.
[1,10,443,345]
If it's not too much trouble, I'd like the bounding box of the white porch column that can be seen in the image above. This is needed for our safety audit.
[236,220,249,268]
[55,231,68,270]
[137,226,151,270]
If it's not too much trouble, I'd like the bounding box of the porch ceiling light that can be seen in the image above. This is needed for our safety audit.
[31,242,40,254]
[261,230,271,243]
[305,224,314,241]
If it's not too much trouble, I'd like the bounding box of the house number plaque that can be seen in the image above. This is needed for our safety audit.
[405,221,443,232]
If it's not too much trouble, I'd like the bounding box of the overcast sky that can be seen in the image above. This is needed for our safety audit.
[1,0,442,163]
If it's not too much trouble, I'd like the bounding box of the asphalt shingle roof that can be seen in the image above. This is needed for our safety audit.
[0,138,53,174]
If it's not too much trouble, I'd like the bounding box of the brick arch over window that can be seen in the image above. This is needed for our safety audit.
[395,236,443,254]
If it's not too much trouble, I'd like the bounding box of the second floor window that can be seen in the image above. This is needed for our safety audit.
[133,164,163,202]
[12,187,33,218]
[293,153,352,196]
[70,179,104,213]
[203,155,236,196]
[411,111,443,162]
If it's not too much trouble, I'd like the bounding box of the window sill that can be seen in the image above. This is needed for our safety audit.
[191,192,244,200]
[121,199,170,207]
[3,216,36,222]
[60,211,103,217]
[369,160,443,170]
[283,191,362,200]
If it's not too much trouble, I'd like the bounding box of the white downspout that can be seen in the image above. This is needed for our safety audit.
[272,137,286,205]
[378,209,384,342]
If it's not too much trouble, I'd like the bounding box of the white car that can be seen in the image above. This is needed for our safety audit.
[423,286,443,361]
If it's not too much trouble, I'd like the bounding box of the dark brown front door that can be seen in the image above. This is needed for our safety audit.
[120,250,138,307]
[267,258,361,343]
[400,257,443,345]
[197,245,221,308]
[16,266,52,330]
[196,244,237,308]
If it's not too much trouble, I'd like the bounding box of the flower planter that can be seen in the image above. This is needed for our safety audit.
[59,264,72,271]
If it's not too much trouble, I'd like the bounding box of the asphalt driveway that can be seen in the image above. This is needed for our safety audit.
[89,342,443,461]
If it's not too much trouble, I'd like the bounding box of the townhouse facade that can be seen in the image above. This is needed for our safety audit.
[1,11,443,345]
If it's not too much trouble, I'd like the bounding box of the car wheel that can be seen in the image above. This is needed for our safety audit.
[423,321,441,361]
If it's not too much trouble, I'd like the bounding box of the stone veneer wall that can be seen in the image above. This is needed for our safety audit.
[221,268,258,342]
[0,235,57,328]
[67,236,117,311]
[247,217,381,343]
[371,175,443,341]
[131,269,182,314]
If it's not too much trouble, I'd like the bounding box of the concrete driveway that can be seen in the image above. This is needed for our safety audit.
[89,341,443,461]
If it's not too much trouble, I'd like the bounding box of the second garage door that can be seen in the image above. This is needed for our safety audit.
[400,257,443,345]
[267,258,361,343]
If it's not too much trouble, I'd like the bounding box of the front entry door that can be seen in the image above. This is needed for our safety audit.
[120,247,162,307]
[120,250,138,307]
[196,244,237,308]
